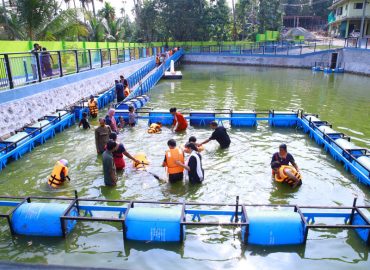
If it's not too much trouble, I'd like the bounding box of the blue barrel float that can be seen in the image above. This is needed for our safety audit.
[11,202,77,237]
[269,110,298,127]
[125,207,183,242]
[243,211,305,245]
[189,111,215,126]
[116,101,133,110]
[230,111,257,127]
[149,110,173,125]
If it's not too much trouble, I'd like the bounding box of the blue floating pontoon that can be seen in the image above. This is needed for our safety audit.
[0,196,368,248]
[300,114,370,186]
[230,111,257,127]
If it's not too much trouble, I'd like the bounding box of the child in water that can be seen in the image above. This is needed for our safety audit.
[188,136,204,152]
[118,116,125,130]
[128,106,137,127]
[79,112,90,129]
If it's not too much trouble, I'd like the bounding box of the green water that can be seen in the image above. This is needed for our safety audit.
[0,64,369,269]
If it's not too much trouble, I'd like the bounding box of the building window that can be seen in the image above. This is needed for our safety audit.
[336,6,343,15]
[354,3,363,9]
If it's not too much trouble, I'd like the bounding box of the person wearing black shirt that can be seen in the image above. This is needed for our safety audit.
[199,121,231,149]
[115,80,125,103]
[120,75,129,88]
[176,143,204,184]
[271,144,299,176]
[78,112,90,129]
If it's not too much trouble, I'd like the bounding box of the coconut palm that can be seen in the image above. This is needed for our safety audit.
[98,1,115,22]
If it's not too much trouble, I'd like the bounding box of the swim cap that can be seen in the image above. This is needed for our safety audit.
[59,159,69,167]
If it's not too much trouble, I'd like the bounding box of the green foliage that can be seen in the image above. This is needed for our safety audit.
[257,0,283,33]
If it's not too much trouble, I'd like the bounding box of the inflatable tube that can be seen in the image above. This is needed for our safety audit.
[133,152,149,170]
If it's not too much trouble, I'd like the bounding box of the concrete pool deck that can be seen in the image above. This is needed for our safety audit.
[0,58,152,138]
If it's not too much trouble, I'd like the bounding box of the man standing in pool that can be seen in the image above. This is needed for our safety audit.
[170,107,188,132]
[199,121,231,149]
[271,144,299,176]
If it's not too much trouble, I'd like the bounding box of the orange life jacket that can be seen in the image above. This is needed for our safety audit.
[124,87,130,97]
[173,112,188,132]
[165,148,184,174]
[88,100,98,116]
[148,123,162,134]
[48,161,69,188]
[275,165,301,184]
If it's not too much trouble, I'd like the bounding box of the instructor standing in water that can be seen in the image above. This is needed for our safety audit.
[170,107,188,132]
[199,121,231,149]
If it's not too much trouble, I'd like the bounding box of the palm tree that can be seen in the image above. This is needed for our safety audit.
[98,1,115,22]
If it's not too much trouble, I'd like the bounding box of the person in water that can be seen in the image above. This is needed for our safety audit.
[162,139,184,183]
[48,159,70,188]
[103,140,118,186]
[128,106,137,127]
[95,118,112,154]
[108,132,140,170]
[188,136,204,152]
[88,95,98,118]
[271,161,302,188]
[170,107,188,132]
[176,142,204,184]
[105,108,118,133]
[199,121,231,149]
[271,144,299,176]
[79,112,90,129]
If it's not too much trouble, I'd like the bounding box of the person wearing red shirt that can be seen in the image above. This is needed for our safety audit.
[170,107,188,132]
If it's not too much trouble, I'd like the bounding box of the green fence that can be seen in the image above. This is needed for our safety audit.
[0,37,284,53]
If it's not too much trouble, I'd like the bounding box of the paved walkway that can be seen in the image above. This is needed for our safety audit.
[0,58,150,105]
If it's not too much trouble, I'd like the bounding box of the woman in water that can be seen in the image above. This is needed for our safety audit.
[176,142,204,184]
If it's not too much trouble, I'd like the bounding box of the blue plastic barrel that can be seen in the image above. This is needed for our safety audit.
[115,110,129,122]
[130,99,141,109]
[11,202,77,237]
[352,213,370,243]
[149,111,173,125]
[125,207,183,242]
[231,111,257,127]
[142,95,150,102]
[244,211,305,245]
[116,102,133,110]
[352,156,370,178]
[190,111,215,126]
[136,96,146,107]
[269,111,298,127]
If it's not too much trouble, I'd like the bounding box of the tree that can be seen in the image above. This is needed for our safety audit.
[257,0,283,33]
[207,0,231,41]
[98,1,115,22]
[235,0,258,40]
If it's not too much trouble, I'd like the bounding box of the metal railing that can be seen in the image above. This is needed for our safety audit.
[185,40,345,56]
[344,37,370,49]
[0,47,166,90]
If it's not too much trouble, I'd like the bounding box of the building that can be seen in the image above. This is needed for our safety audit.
[328,0,370,38]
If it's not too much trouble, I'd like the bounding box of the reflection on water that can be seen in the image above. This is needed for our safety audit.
[0,65,369,269]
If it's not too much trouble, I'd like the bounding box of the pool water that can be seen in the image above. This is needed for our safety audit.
[0,64,369,269]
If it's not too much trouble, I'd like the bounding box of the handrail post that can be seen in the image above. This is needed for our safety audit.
[35,52,42,82]
[314,42,317,52]
[57,51,63,77]
[88,49,92,70]
[108,48,112,66]
[74,50,79,73]
[100,49,103,67]
[4,54,14,89]
[116,48,119,64]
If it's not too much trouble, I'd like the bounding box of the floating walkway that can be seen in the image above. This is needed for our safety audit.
[0,50,185,172]
[0,194,369,247]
